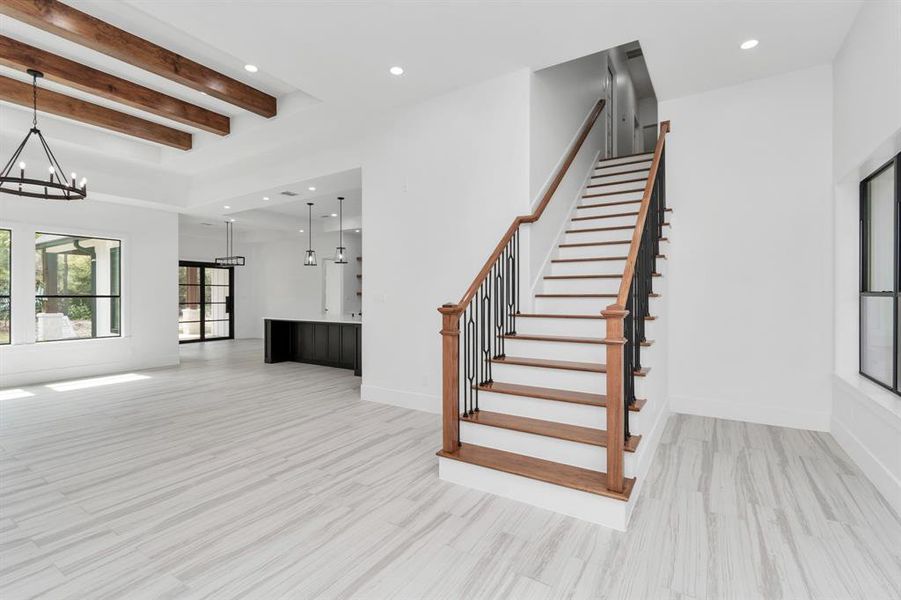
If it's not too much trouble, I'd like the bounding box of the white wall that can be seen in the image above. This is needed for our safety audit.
[660,65,834,431]
[829,0,901,516]
[360,70,531,412]
[0,198,179,387]
[527,51,609,292]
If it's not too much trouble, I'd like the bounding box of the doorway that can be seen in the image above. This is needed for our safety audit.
[178,261,234,343]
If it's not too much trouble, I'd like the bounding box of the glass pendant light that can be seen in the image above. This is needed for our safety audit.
[304,202,317,266]
[334,196,348,264]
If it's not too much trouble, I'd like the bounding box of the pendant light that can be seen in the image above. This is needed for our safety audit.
[304,202,317,266]
[214,220,245,266]
[334,196,348,264]
[0,70,87,201]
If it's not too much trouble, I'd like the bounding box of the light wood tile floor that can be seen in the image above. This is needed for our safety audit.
[1,340,899,599]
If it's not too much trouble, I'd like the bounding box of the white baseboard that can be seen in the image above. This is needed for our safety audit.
[831,417,901,517]
[670,394,830,432]
[830,375,901,517]
[360,383,440,414]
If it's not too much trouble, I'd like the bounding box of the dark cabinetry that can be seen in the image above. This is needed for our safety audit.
[265,319,361,376]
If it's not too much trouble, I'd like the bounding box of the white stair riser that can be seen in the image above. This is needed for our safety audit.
[584,180,647,195]
[597,153,653,166]
[475,390,651,433]
[504,338,605,363]
[564,225,668,245]
[594,160,652,177]
[542,277,622,295]
[515,316,657,338]
[575,203,642,218]
[570,214,638,228]
[589,169,649,184]
[535,295,660,314]
[557,243,630,259]
[460,421,636,476]
[549,259,625,276]
[438,458,631,529]
[564,229,635,246]
[581,190,644,205]
[503,338,660,364]
[490,362,649,395]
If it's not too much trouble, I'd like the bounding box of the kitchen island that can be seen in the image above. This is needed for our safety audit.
[264,315,361,376]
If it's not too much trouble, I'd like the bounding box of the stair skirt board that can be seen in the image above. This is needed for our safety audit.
[438,456,633,529]
[459,420,637,475]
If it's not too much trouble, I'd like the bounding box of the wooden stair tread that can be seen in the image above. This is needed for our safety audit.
[437,444,635,501]
[544,273,660,279]
[503,333,653,347]
[598,151,654,162]
[590,168,650,180]
[586,178,648,189]
[572,210,639,221]
[476,381,646,411]
[582,188,645,199]
[572,208,672,222]
[460,410,641,451]
[578,199,642,209]
[560,237,668,248]
[516,313,657,321]
[567,222,670,234]
[553,255,666,262]
[535,293,661,298]
[492,355,650,376]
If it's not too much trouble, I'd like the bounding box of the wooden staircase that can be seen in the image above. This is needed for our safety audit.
[437,104,671,529]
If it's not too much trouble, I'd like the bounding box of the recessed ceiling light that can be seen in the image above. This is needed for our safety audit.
[244,64,258,73]
[229,218,236,222]
[223,205,231,209]
[330,213,337,217]
[355,229,361,233]
[390,66,404,76]
[298,229,304,233]
[263,196,269,201]
[308,186,316,191]
[740,39,759,50]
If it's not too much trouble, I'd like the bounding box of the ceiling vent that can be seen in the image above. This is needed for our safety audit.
[280,190,299,196]
[626,48,643,60]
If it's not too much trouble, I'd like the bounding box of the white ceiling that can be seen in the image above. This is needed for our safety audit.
[0,0,861,224]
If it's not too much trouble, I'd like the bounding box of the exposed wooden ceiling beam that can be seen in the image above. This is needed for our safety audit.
[0,0,277,118]
[0,75,193,150]
[0,35,230,135]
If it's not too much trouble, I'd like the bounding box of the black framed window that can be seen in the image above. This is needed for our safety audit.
[0,229,10,344]
[35,233,122,342]
[178,261,233,343]
[860,152,900,395]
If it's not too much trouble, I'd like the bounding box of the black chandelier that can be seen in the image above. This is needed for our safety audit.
[304,202,317,266]
[334,196,347,264]
[0,70,87,201]
[214,221,245,266]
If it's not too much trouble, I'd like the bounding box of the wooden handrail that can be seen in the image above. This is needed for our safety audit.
[443,98,607,315]
[614,120,671,306]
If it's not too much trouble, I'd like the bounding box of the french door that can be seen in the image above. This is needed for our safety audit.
[178,261,234,343]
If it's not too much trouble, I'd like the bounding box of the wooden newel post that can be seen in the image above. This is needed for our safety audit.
[602,303,628,494]
[439,304,461,453]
